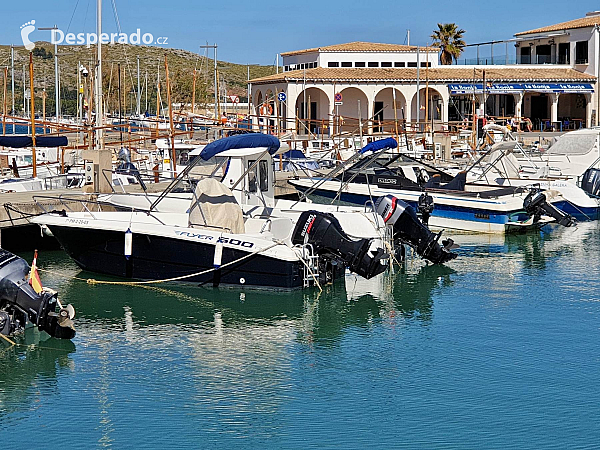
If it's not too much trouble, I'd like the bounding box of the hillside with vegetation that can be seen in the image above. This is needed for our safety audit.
[0,42,276,117]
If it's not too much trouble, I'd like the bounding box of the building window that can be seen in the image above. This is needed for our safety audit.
[575,41,588,64]
[284,66,289,72]
[394,62,405,67]
[520,46,531,64]
[368,62,379,68]
[355,62,365,67]
[341,61,352,67]
[328,62,339,68]
[407,62,417,67]
[536,45,551,64]
[420,62,431,67]
[381,62,392,68]
[558,43,570,64]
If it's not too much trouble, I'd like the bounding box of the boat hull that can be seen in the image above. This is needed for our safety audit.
[291,180,537,234]
[49,225,305,290]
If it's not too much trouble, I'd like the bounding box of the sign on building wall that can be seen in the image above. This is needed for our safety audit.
[448,83,594,94]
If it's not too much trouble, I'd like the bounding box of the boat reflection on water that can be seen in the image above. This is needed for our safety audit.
[64,261,456,347]
[0,253,457,435]
[0,329,76,417]
[450,222,599,273]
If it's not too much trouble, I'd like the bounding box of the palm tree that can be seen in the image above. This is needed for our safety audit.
[431,23,466,65]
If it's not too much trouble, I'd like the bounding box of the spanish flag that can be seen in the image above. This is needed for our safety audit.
[28,250,43,294]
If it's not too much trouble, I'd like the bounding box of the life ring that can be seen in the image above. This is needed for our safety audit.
[259,103,273,116]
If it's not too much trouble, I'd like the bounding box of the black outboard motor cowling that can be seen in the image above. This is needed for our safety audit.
[417,192,434,227]
[375,195,457,264]
[523,189,576,227]
[291,211,388,280]
[0,250,75,339]
[581,168,600,197]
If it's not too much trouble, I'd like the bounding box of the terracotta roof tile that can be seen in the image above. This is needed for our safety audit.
[515,14,600,36]
[280,41,438,56]
[250,67,596,84]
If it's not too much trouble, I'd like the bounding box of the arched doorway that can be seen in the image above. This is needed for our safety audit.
[336,87,369,134]
[295,87,331,135]
[373,88,407,133]
[411,88,443,126]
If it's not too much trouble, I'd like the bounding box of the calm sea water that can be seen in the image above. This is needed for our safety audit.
[2,223,600,449]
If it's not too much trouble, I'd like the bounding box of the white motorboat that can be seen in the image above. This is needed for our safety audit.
[289,138,574,234]
[32,134,457,290]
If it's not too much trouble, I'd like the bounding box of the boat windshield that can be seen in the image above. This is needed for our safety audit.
[347,149,403,173]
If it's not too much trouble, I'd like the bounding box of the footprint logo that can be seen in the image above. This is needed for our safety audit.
[20,20,36,51]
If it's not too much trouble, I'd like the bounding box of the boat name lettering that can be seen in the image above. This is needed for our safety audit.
[66,218,89,225]
[376,177,397,184]
[175,231,214,240]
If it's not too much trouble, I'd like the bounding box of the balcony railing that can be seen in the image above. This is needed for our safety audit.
[457,56,517,65]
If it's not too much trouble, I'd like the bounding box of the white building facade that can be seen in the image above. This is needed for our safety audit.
[249,16,600,135]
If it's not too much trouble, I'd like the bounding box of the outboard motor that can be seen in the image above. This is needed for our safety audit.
[523,188,576,227]
[417,192,434,227]
[116,147,141,179]
[291,211,388,280]
[0,250,75,339]
[581,168,600,197]
[375,195,457,264]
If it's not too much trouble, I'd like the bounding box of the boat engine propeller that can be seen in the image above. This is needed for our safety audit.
[375,195,458,264]
[291,211,389,280]
[523,188,575,227]
[0,250,75,340]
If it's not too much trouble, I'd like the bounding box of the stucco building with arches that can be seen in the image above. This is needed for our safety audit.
[249,15,600,135]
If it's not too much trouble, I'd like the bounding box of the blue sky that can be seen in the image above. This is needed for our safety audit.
[3,1,600,64]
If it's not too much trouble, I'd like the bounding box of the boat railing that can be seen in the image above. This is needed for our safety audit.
[32,193,168,226]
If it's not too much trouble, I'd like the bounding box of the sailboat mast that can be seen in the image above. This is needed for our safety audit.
[11,46,14,133]
[136,55,141,116]
[164,55,176,178]
[29,53,36,177]
[118,63,123,143]
[96,0,103,148]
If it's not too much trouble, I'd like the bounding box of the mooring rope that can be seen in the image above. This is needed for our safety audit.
[39,241,282,286]
[38,239,323,291]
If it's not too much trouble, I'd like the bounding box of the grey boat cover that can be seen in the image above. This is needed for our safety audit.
[188,178,245,234]
[546,129,599,156]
